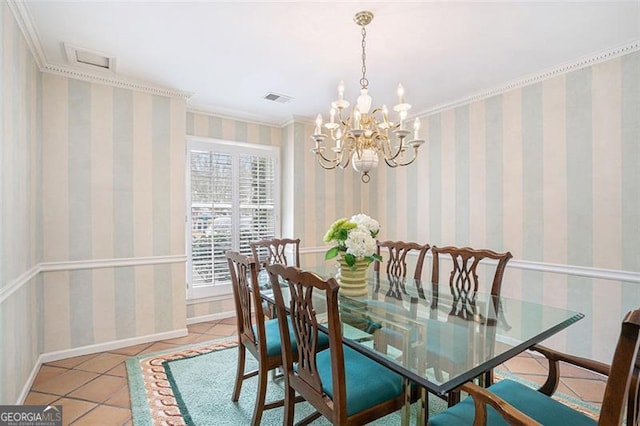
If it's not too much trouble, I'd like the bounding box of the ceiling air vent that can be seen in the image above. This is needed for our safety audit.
[64,43,116,73]
[263,92,293,104]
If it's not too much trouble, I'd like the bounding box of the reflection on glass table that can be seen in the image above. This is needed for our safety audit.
[259,267,584,425]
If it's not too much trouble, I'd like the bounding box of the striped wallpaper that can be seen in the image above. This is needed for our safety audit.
[2,0,639,402]
[371,51,640,362]
[40,74,187,352]
[0,1,42,404]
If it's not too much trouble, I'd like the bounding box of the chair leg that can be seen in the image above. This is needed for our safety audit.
[251,365,268,426]
[232,344,246,402]
[283,383,295,426]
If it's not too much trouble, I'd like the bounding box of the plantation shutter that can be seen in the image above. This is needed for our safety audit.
[187,139,279,299]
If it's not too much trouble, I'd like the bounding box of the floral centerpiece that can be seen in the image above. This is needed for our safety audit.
[324,213,382,268]
[324,214,381,296]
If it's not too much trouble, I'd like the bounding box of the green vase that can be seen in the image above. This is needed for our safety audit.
[336,257,370,297]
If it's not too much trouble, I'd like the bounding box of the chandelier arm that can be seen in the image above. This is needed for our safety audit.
[383,138,407,162]
[385,147,420,168]
[376,135,395,159]
[314,149,352,170]
[314,148,344,166]
[315,158,341,170]
[340,136,357,168]
[336,108,349,127]
[384,158,400,168]
[342,153,352,169]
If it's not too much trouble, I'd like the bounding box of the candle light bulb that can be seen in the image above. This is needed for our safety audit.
[336,128,342,149]
[399,110,407,128]
[413,117,421,139]
[354,108,361,130]
[397,83,405,103]
[315,113,323,135]
[338,80,345,101]
[330,108,336,124]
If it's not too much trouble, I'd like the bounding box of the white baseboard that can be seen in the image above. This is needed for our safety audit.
[17,353,46,404]
[17,328,188,404]
[186,310,235,325]
[39,328,188,364]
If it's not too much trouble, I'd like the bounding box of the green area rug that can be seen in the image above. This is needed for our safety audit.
[126,338,446,425]
[126,338,600,425]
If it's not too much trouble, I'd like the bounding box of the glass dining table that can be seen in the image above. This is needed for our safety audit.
[259,267,584,425]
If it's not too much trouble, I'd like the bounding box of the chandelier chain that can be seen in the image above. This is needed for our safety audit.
[360,26,368,90]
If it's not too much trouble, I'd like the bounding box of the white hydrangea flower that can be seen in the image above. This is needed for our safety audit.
[345,227,377,259]
[350,213,380,235]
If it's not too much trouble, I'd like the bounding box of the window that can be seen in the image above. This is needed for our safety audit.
[187,137,279,299]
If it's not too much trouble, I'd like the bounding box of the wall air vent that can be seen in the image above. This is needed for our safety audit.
[64,43,116,73]
[263,92,293,104]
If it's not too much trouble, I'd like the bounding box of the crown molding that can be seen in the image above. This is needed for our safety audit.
[7,0,47,69]
[9,0,639,126]
[413,40,640,118]
[187,104,283,128]
[280,115,315,127]
[42,64,192,99]
[8,0,192,100]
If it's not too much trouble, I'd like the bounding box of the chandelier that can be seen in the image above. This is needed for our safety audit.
[311,11,425,183]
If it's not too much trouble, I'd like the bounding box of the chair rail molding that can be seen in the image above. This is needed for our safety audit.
[40,254,187,272]
[0,265,40,305]
[302,246,640,283]
[0,255,187,305]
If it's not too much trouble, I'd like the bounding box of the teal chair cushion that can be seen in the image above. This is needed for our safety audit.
[316,345,403,417]
[257,317,330,357]
[428,379,597,426]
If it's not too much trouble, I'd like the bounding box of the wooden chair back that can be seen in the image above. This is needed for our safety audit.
[627,349,640,426]
[266,263,346,422]
[431,246,512,321]
[226,250,266,356]
[428,245,512,402]
[250,238,300,270]
[268,264,408,424]
[375,240,430,281]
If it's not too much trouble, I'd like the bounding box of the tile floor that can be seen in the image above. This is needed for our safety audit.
[24,317,607,425]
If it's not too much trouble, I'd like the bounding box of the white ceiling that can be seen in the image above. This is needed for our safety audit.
[22,1,640,125]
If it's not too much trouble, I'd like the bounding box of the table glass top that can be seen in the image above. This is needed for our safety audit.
[260,266,584,395]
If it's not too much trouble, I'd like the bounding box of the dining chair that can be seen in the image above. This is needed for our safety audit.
[250,237,301,271]
[266,263,407,425]
[250,237,301,320]
[372,240,429,358]
[226,251,309,425]
[375,240,430,282]
[428,309,640,426]
[226,250,285,426]
[427,245,513,405]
